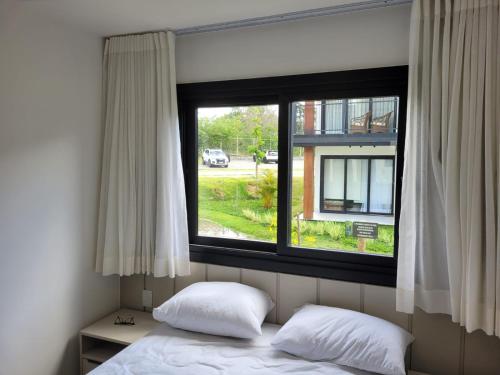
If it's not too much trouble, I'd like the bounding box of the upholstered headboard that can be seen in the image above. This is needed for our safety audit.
[121,262,500,375]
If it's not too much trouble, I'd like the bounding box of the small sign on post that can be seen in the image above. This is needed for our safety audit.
[352,222,378,252]
[353,222,378,239]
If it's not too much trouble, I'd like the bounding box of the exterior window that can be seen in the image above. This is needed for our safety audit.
[196,105,278,243]
[179,66,407,285]
[320,157,395,215]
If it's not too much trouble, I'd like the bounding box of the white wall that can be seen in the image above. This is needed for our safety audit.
[176,5,411,83]
[0,3,119,375]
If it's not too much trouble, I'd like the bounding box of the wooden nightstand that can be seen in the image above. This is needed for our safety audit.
[80,309,159,374]
[408,371,431,375]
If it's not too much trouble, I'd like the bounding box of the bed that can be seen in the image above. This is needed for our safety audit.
[89,322,373,375]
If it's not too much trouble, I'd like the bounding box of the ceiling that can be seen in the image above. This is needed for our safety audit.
[15,0,367,36]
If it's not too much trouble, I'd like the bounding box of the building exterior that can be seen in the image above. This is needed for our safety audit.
[293,97,398,225]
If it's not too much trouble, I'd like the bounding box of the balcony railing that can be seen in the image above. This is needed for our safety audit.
[292,97,399,136]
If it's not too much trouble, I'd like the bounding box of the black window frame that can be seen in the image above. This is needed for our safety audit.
[319,155,395,216]
[178,66,408,287]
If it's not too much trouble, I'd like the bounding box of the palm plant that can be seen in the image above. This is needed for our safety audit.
[258,170,277,209]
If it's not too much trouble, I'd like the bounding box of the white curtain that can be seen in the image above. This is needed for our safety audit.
[369,159,393,214]
[324,159,345,200]
[346,159,369,211]
[397,0,500,336]
[95,32,190,278]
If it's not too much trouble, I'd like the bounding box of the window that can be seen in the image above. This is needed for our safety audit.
[179,66,407,286]
[197,105,278,243]
[320,156,395,215]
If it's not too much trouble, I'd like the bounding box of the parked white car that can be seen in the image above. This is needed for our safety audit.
[202,149,230,168]
[263,150,278,163]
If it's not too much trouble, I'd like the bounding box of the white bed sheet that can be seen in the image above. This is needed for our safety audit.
[90,323,374,375]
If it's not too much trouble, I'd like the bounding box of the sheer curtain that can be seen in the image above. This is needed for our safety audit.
[95,31,190,278]
[370,159,393,214]
[397,0,500,336]
[346,159,369,212]
[324,159,345,202]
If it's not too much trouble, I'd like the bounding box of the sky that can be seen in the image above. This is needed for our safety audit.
[197,105,279,119]
[197,107,233,119]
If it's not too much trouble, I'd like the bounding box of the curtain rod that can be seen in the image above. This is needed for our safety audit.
[105,0,412,39]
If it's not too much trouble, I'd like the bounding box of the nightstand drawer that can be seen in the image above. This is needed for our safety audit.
[80,309,160,374]
[81,336,125,363]
[82,359,100,374]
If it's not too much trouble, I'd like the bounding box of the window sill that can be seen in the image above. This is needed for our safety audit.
[189,244,396,287]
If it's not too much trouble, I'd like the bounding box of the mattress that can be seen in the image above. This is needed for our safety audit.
[90,323,374,375]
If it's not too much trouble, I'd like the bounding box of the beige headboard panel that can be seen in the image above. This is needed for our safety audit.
[121,262,408,328]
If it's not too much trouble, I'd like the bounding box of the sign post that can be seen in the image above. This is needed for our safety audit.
[352,222,378,252]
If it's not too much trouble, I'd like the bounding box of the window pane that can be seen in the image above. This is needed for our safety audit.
[197,105,278,242]
[290,97,398,257]
[370,159,394,213]
[346,159,368,212]
[323,159,345,211]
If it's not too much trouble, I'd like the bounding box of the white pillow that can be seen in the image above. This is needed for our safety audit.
[271,304,413,375]
[153,281,274,339]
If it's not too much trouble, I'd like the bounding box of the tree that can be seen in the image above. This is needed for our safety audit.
[197,106,279,158]
[242,106,277,140]
[198,114,241,155]
[293,102,305,135]
[247,125,265,178]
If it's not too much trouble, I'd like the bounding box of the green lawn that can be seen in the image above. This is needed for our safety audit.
[199,176,278,241]
[198,175,394,256]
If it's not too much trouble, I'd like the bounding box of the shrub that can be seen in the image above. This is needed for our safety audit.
[262,212,275,226]
[257,170,277,209]
[326,222,344,241]
[295,220,345,241]
[314,222,327,236]
[245,181,260,199]
[299,220,312,235]
[210,184,226,200]
[267,214,277,236]
[303,235,317,246]
[242,208,261,223]
[378,226,393,245]
[290,230,299,245]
